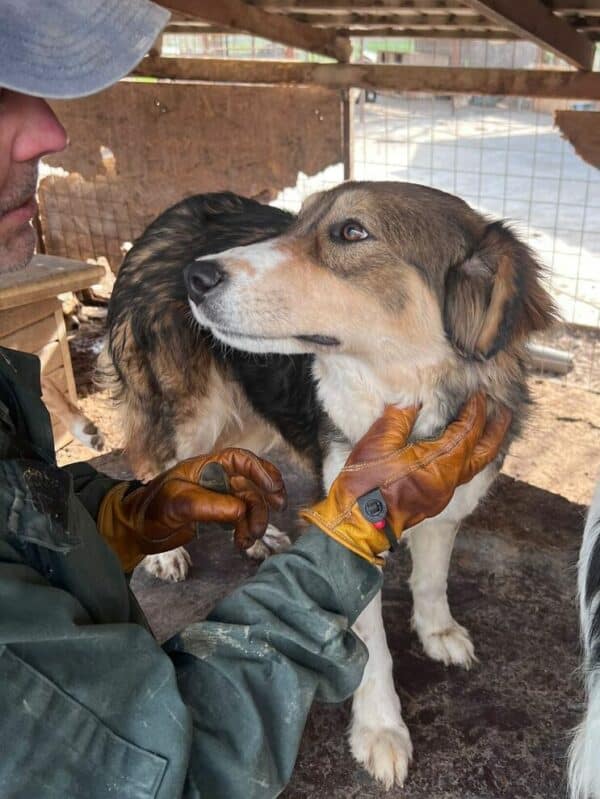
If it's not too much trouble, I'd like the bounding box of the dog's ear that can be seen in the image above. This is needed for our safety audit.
[444,221,557,359]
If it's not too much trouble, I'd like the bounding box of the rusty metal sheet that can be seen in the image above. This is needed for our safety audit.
[39,82,342,270]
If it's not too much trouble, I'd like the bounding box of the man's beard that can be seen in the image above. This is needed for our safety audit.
[0,162,39,273]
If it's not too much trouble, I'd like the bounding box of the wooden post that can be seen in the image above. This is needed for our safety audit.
[342,89,354,181]
[149,34,163,58]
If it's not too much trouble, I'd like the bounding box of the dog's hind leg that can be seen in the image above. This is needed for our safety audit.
[350,590,413,788]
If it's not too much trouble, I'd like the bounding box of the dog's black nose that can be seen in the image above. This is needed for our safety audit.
[184,259,225,302]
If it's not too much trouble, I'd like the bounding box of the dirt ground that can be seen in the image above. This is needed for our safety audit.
[53,314,599,798]
[58,313,600,506]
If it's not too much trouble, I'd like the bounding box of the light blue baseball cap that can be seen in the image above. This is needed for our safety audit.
[0,0,170,99]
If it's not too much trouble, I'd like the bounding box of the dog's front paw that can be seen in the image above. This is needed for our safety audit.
[142,548,192,582]
[75,419,105,452]
[417,619,476,668]
[350,723,413,789]
[245,524,292,561]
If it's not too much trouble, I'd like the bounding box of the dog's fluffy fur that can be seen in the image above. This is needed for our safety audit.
[569,479,600,799]
[103,183,556,786]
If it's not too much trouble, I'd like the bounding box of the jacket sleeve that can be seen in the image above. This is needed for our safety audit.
[0,507,380,799]
[177,529,382,799]
[62,461,124,521]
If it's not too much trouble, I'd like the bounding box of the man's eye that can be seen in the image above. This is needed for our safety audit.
[338,222,370,242]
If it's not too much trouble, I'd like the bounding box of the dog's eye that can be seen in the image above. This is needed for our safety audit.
[340,222,369,242]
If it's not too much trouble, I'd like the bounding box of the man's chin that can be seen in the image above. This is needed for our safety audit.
[0,224,36,273]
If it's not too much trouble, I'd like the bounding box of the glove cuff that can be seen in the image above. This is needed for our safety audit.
[300,499,392,566]
[98,482,146,573]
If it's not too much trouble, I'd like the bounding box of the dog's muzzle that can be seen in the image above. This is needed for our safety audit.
[184,259,226,304]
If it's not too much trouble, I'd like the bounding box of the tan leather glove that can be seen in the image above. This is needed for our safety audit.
[301,393,511,565]
[98,449,287,572]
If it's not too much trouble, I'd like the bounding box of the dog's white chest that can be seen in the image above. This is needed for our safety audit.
[313,355,414,444]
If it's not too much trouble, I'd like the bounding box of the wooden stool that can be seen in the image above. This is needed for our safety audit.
[0,254,104,448]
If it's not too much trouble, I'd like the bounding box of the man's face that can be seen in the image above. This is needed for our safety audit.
[0,88,67,273]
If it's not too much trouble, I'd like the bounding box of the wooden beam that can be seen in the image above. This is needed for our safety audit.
[289,12,506,28]
[332,27,517,37]
[550,1,600,13]
[249,0,476,11]
[252,0,600,9]
[162,0,351,61]
[462,0,595,69]
[164,23,517,38]
[132,57,600,99]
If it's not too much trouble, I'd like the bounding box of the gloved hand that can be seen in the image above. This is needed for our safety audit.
[301,393,511,565]
[98,449,287,572]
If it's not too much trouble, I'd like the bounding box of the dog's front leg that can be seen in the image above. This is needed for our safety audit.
[406,465,497,667]
[406,519,475,667]
[323,441,412,786]
[350,590,413,788]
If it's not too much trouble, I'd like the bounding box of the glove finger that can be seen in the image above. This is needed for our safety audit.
[229,473,288,513]
[345,404,419,467]
[462,404,512,482]
[216,450,288,510]
[431,392,487,459]
[158,482,247,528]
[232,490,269,549]
[233,512,253,550]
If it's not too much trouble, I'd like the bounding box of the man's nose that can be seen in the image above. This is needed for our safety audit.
[11,94,68,162]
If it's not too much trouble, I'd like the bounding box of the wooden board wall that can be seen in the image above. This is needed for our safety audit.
[555,110,600,170]
[39,82,342,271]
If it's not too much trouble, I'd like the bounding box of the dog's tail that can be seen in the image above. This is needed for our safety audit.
[569,479,600,799]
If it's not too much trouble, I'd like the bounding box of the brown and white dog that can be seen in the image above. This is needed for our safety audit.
[103,182,555,785]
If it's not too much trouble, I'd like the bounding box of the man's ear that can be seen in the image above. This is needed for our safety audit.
[444,221,557,359]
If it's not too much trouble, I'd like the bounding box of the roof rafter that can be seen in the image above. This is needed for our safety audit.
[162,0,351,60]
[462,0,595,68]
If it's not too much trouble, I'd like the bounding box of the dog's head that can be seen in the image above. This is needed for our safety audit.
[184,182,556,368]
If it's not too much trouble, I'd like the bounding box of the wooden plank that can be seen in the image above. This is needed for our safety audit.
[341,89,354,180]
[255,0,600,11]
[0,255,104,311]
[250,0,480,11]
[51,417,73,451]
[0,298,58,339]
[163,0,351,61]
[330,27,517,37]
[551,1,600,13]
[462,0,595,69]
[133,57,600,99]
[164,22,518,38]
[54,308,77,404]
[37,339,63,375]
[555,110,600,168]
[0,314,58,353]
[290,12,506,28]
[46,364,69,393]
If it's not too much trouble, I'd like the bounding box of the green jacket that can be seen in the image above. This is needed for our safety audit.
[0,346,382,799]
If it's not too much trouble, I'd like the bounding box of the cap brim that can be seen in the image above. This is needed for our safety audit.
[0,0,170,99]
